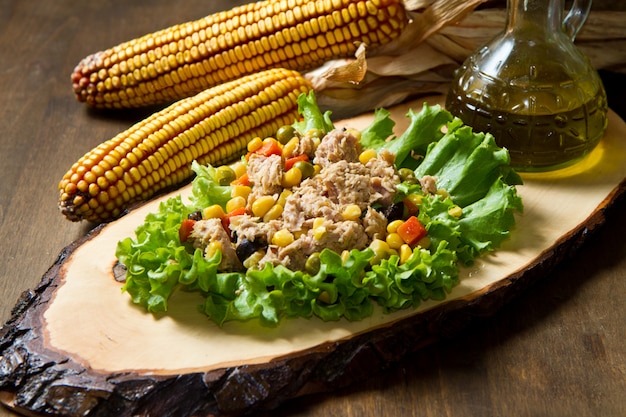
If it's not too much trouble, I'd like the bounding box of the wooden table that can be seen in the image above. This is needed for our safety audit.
[1,1,624,416]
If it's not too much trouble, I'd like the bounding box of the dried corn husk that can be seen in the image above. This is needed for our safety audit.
[427,9,626,69]
[306,1,626,118]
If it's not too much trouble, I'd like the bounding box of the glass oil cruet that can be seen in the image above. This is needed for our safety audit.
[446,0,608,171]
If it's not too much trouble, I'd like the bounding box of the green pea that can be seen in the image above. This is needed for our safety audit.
[305,252,321,275]
[276,125,297,145]
[294,161,315,179]
[398,168,418,184]
[215,165,237,186]
[307,128,325,140]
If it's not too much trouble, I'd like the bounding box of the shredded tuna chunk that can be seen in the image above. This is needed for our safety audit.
[247,154,283,196]
[257,219,370,271]
[366,150,399,206]
[283,152,399,223]
[292,135,317,159]
[229,214,281,243]
[313,128,361,167]
[362,208,388,240]
[419,175,438,195]
[310,220,370,253]
[190,218,242,272]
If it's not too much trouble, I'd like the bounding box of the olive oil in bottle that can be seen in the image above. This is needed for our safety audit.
[446,0,608,172]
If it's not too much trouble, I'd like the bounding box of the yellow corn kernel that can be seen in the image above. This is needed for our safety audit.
[272,229,294,247]
[205,241,222,259]
[247,137,263,153]
[231,185,252,199]
[359,149,377,164]
[314,164,321,176]
[263,137,281,149]
[313,217,325,229]
[342,204,362,221]
[386,232,404,250]
[448,205,463,218]
[243,250,265,269]
[230,159,247,179]
[251,195,276,218]
[369,238,390,264]
[313,226,327,241]
[345,128,362,141]
[369,238,390,253]
[399,244,413,264]
[277,189,292,207]
[282,137,300,158]
[406,193,423,207]
[203,204,226,219]
[387,219,404,234]
[341,250,351,264]
[282,167,302,188]
[226,196,247,213]
[436,189,450,199]
[263,203,284,222]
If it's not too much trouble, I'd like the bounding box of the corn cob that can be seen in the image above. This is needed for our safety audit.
[71,0,409,109]
[59,68,311,223]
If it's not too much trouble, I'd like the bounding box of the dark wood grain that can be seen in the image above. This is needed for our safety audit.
[1,1,625,417]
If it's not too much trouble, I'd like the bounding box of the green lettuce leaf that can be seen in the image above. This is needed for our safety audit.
[292,91,335,135]
[116,196,187,312]
[365,241,458,310]
[414,126,522,207]
[187,161,233,210]
[362,103,455,169]
[117,162,233,313]
[359,107,395,149]
[457,178,523,260]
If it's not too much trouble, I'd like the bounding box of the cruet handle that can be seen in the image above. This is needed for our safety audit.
[563,0,592,40]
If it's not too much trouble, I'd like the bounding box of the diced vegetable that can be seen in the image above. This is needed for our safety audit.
[221,206,247,230]
[249,138,282,158]
[230,173,250,187]
[178,219,196,243]
[284,154,309,171]
[397,216,427,246]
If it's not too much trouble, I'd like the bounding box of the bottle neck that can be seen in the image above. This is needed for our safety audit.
[506,0,564,35]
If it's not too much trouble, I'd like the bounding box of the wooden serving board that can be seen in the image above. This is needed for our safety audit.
[1,97,626,417]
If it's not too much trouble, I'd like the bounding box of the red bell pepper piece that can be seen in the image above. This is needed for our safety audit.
[178,219,196,243]
[402,197,419,216]
[230,172,250,187]
[221,206,247,231]
[251,139,282,158]
[284,154,309,170]
[397,216,427,246]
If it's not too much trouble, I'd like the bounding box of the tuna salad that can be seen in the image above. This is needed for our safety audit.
[186,127,434,274]
[116,94,523,326]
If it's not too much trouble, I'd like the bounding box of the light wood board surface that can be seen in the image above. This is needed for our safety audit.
[41,98,626,376]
